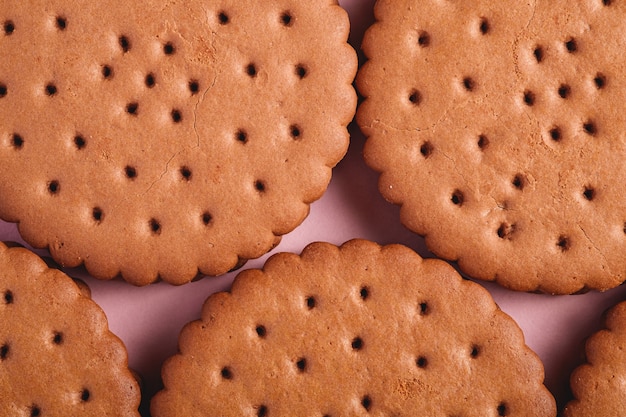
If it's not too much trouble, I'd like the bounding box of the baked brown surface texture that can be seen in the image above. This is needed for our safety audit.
[152,240,556,417]
[564,300,626,417]
[0,0,356,285]
[356,0,626,294]
[0,241,140,416]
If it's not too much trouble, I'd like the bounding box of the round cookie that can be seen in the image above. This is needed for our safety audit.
[0,242,140,416]
[0,0,356,285]
[152,240,556,417]
[564,300,626,417]
[357,0,626,294]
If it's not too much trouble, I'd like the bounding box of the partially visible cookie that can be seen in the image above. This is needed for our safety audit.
[564,300,626,417]
[0,242,140,416]
[0,0,356,285]
[357,0,626,294]
[152,240,555,416]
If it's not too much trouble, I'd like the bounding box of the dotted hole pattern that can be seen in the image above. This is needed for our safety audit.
[0,9,311,240]
[1,286,97,414]
[209,284,509,416]
[404,3,620,257]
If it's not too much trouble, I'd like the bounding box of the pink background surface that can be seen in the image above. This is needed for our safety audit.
[3,0,626,414]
